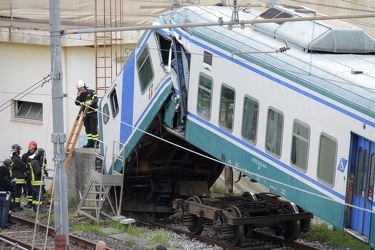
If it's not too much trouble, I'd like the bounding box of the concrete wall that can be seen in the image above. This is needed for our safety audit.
[67,148,97,200]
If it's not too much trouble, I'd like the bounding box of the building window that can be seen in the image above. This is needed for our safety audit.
[137,45,154,93]
[265,108,283,157]
[103,103,110,124]
[219,85,235,131]
[291,121,310,172]
[14,100,42,121]
[197,74,213,120]
[110,89,119,117]
[317,134,337,186]
[241,96,258,144]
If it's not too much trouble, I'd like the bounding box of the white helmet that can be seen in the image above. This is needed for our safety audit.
[76,80,86,89]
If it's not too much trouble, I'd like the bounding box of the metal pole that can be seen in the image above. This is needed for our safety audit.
[49,0,70,248]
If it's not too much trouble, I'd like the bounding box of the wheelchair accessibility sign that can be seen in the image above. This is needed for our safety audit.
[337,158,347,173]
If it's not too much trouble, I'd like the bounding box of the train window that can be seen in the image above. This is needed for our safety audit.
[110,89,119,117]
[291,121,310,172]
[203,51,212,71]
[155,32,173,67]
[197,74,213,120]
[355,147,364,197]
[103,103,110,124]
[219,85,235,131]
[362,150,369,202]
[137,45,154,93]
[265,108,283,157]
[241,96,258,144]
[317,134,337,187]
[368,153,375,203]
[204,51,212,65]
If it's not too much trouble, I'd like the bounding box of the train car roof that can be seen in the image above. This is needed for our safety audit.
[156,5,375,115]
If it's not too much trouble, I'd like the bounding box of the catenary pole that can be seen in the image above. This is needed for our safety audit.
[49,0,70,247]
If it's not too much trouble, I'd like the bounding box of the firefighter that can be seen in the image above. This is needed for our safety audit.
[29,148,46,213]
[9,144,26,212]
[21,140,37,209]
[0,161,16,229]
[2,159,16,226]
[75,80,99,148]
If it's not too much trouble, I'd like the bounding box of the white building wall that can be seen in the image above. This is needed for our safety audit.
[0,42,53,165]
[0,41,96,170]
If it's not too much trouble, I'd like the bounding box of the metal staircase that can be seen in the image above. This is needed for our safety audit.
[77,143,126,224]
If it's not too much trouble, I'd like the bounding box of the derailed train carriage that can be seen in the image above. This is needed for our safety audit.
[97,3,375,248]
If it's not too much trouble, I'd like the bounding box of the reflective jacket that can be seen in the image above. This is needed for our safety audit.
[75,88,98,114]
[29,158,44,186]
[10,154,26,184]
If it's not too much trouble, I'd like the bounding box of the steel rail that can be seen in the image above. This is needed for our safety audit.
[8,215,114,250]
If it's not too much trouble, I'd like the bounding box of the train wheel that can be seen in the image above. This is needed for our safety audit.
[241,192,256,238]
[272,209,286,236]
[282,202,301,242]
[242,191,257,200]
[222,206,244,246]
[184,196,203,235]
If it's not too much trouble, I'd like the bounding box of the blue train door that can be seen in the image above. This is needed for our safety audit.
[348,135,374,237]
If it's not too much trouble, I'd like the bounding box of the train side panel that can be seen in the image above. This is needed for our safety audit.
[99,31,173,173]
[178,23,375,238]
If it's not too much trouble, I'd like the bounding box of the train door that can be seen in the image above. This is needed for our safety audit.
[347,134,374,238]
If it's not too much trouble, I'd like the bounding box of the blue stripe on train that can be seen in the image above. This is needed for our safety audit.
[175,29,375,127]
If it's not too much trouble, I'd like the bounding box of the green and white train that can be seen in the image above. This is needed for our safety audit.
[98,3,375,248]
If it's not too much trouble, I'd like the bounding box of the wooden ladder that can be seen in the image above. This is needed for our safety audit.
[65,106,88,171]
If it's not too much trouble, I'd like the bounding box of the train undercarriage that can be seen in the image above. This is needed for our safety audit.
[120,110,225,213]
[172,193,313,246]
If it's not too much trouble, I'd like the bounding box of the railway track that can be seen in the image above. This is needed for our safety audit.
[0,215,112,250]
[140,218,321,250]
[1,209,321,249]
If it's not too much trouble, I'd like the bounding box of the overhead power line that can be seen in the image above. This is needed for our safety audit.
[63,12,375,35]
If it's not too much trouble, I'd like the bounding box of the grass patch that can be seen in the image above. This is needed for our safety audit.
[153,229,169,245]
[301,223,370,250]
[124,238,135,246]
[70,219,106,236]
[210,184,225,197]
[123,223,142,237]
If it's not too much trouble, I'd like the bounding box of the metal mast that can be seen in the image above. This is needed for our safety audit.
[49,0,70,247]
